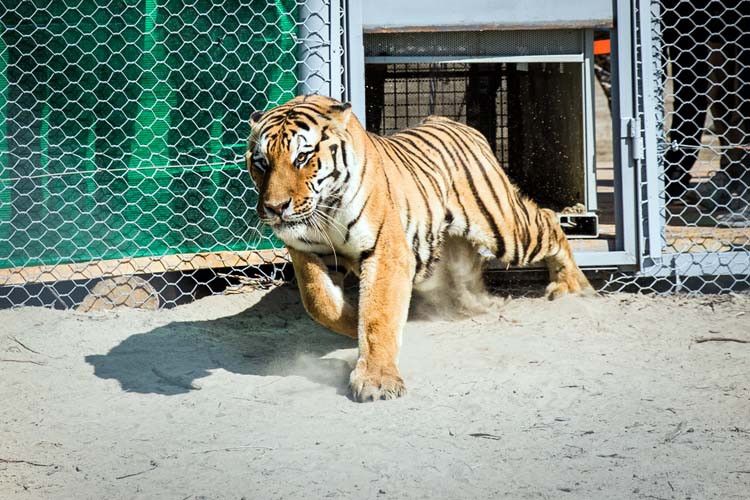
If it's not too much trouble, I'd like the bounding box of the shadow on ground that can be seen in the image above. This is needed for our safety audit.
[85,286,356,396]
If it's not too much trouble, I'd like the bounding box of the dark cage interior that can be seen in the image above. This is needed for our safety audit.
[364,62,585,211]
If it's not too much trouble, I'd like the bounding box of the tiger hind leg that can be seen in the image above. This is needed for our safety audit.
[536,209,594,300]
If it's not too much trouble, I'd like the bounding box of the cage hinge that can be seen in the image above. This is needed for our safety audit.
[621,117,644,162]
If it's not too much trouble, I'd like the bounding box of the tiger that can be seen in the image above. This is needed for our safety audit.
[245,94,593,402]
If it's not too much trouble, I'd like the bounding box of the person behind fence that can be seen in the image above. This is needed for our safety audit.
[662,0,749,228]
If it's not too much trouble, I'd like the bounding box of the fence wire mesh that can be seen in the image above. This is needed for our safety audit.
[662,0,749,238]
[605,0,750,294]
[1,1,748,309]
[0,0,338,309]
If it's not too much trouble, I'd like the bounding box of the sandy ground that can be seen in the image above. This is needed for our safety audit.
[1,287,749,499]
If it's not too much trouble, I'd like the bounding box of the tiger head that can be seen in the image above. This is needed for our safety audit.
[245,95,355,239]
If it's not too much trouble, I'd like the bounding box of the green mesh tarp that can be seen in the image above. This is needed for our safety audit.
[0,1,295,269]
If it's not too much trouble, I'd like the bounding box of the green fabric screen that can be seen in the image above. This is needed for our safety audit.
[0,0,296,269]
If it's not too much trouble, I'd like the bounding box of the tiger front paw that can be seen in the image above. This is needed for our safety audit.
[349,360,406,402]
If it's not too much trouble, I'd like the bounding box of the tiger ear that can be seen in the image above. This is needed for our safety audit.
[250,110,263,127]
[330,102,352,130]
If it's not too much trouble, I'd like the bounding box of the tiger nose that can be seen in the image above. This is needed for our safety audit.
[264,199,291,218]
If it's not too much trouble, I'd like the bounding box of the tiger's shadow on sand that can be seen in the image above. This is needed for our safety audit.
[85,285,357,397]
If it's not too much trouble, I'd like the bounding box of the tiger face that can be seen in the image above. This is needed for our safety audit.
[245,95,353,241]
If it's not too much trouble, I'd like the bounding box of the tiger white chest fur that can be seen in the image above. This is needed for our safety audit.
[274,189,377,264]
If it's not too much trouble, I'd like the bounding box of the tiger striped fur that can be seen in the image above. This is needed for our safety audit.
[246,95,593,402]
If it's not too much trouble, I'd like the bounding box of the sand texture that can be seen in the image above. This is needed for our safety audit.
[1,287,749,499]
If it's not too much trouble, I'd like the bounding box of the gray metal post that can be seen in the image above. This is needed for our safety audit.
[612,0,639,265]
[638,0,665,264]
[297,0,331,96]
[329,0,343,100]
[583,28,598,211]
[344,0,366,120]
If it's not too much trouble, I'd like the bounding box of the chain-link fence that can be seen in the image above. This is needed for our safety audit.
[1,1,748,309]
[0,0,344,309]
[605,0,749,293]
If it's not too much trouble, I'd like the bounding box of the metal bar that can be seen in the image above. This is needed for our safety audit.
[344,0,367,120]
[0,249,290,286]
[364,21,615,34]
[362,1,614,32]
[486,249,636,270]
[630,0,647,272]
[583,28,598,211]
[330,0,343,99]
[297,0,331,95]
[612,0,640,263]
[637,0,665,265]
[365,54,585,64]
[574,250,637,267]
[666,143,750,151]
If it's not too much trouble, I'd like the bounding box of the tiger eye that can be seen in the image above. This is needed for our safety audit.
[296,152,307,163]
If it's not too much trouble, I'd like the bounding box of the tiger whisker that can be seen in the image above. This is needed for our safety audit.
[314,209,347,240]
[314,212,344,248]
[315,203,345,214]
[311,212,339,269]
